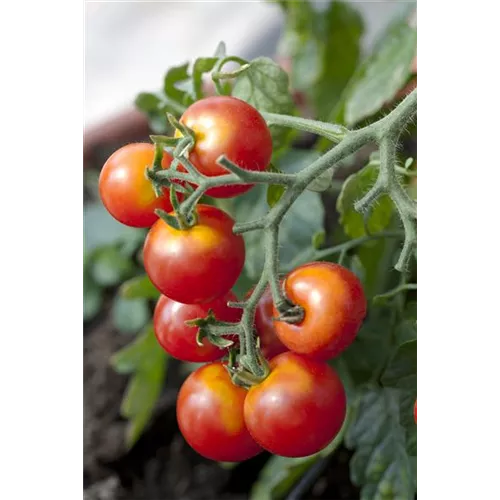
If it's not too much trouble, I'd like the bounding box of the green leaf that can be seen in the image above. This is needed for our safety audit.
[110,324,161,375]
[192,57,218,99]
[394,318,417,345]
[163,63,191,103]
[83,270,103,321]
[112,325,168,448]
[112,296,151,335]
[120,274,160,301]
[340,313,393,386]
[306,167,333,192]
[90,246,135,287]
[346,387,416,499]
[278,1,363,119]
[381,340,416,391]
[134,92,162,113]
[232,57,295,153]
[336,161,394,239]
[313,1,364,118]
[381,340,417,456]
[266,163,286,208]
[344,21,417,126]
[84,202,145,253]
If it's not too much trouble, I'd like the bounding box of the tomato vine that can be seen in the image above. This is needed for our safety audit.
[146,89,417,380]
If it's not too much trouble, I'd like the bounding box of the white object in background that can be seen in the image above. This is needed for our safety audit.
[84,1,283,130]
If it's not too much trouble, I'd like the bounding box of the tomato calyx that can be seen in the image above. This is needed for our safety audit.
[154,207,197,231]
[273,302,305,325]
[226,354,270,389]
[188,310,237,349]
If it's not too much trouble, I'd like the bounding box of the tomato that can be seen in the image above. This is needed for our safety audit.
[153,291,241,362]
[143,204,245,304]
[176,96,273,198]
[99,143,175,228]
[244,352,346,457]
[177,362,262,462]
[272,262,367,361]
[249,287,287,359]
[414,399,417,424]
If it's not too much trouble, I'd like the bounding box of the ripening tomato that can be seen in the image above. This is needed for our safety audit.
[272,262,367,361]
[143,204,245,304]
[99,143,175,227]
[249,287,288,359]
[244,352,346,458]
[177,362,262,462]
[176,96,273,198]
[414,399,417,424]
[153,291,241,362]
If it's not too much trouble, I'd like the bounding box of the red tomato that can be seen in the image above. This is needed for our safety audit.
[414,399,417,424]
[177,362,262,462]
[143,204,245,304]
[244,352,346,457]
[153,291,241,362]
[176,96,273,198]
[249,287,288,359]
[272,262,367,361]
[99,143,175,228]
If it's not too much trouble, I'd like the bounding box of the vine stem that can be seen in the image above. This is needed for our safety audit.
[149,89,417,378]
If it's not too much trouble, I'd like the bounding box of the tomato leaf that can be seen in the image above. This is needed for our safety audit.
[120,274,160,301]
[163,62,191,104]
[381,340,417,455]
[306,167,333,192]
[346,387,416,499]
[278,1,363,119]
[192,56,218,99]
[90,246,135,287]
[112,296,151,335]
[232,57,295,153]
[340,313,393,386]
[336,159,394,239]
[84,202,144,253]
[112,325,168,448]
[83,269,103,321]
[111,324,161,375]
[266,163,286,208]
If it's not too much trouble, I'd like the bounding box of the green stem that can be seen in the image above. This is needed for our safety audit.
[147,89,417,378]
[374,283,417,304]
[262,112,348,143]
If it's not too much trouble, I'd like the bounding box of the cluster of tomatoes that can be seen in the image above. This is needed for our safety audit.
[98,96,369,461]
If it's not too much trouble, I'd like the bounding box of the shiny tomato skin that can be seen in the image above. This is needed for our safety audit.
[99,143,174,228]
[177,96,273,198]
[153,292,241,362]
[177,362,262,462]
[143,204,245,304]
[250,287,288,359]
[244,352,346,458]
[273,262,367,361]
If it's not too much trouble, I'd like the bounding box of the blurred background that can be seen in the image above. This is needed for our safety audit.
[84,2,416,499]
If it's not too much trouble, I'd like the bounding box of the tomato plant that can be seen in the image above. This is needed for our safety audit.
[251,287,288,360]
[98,143,175,228]
[93,3,417,497]
[177,362,262,462]
[244,352,346,458]
[176,96,273,198]
[153,291,241,362]
[143,204,245,304]
[272,262,367,361]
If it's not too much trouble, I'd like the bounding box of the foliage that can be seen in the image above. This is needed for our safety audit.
[84,0,417,496]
